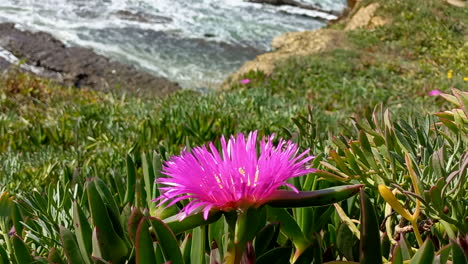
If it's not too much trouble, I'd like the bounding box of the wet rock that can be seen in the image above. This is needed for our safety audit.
[0,23,180,95]
[247,0,341,16]
[113,10,173,24]
[0,57,11,72]
[203,33,216,38]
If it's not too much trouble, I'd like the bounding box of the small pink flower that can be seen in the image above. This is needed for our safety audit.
[155,131,315,220]
[240,79,251,84]
[428,90,441,96]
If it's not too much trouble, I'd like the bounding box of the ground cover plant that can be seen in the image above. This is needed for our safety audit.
[0,0,467,263]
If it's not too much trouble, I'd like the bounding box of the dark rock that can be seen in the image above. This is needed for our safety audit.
[203,33,216,38]
[0,57,11,72]
[247,0,341,16]
[113,10,173,24]
[0,23,180,95]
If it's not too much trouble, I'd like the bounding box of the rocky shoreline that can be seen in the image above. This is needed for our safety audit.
[0,23,180,96]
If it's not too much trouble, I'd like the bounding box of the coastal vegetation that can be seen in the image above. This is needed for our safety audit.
[0,0,466,263]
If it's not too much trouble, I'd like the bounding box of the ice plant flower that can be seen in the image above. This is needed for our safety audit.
[156,131,315,220]
[428,89,441,96]
[240,78,251,84]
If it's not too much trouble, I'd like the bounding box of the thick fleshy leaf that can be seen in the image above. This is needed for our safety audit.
[392,244,403,264]
[452,240,468,264]
[254,222,280,257]
[11,202,23,238]
[12,235,33,264]
[378,185,413,221]
[337,223,356,261]
[181,234,193,264]
[209,218,226,261]
[266,206,309,262]
[135,218,157,264]
[73,201,92,264]
[398,236,413,260]
[60,226,88,264]
[235,207,266,251]
[87,180,128,262]
[47,247,63,263]
[381,232,390,260]
[127,207,144,243]
[124,154,136,205]
[191,226,206,264]
[166,211,222,235]
[266,184,363,208]
[256,247,292,264]
[437,244,452,264]
[142,152,156,211]
[0,192,12,219]
[359,189,382,264]
[409,239,434,264]
[93,178,125,239]
[0,245,9,264]
[149,217,184,264]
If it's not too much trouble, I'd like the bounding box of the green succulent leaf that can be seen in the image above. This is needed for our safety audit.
[47,247,64,263]
[409,239,434,264]
[256,247,292,264]
[235,207,266,252]
[127,207,144,243]
[191,226,206,264]
[359,189,382,264]
[0,245,9,264]
[337,223,357,261]
[266,206,309,261]
[12,235,33,264]
[266,184,363,208]
[254,222,280,257]
[181,234,193,264]
[60,226,88,264]
[73,201,92,264]
[392,243,403,264]
[135,217,157,264]
[124,154,136,205]
[149,217,184,264]
[209,217,226,261]
[87,179,128,263]
[166,211,223,235]
[451,240,468,264]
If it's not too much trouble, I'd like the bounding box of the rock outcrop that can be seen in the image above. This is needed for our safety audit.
[224,1,389,86]
[344,3,387,31]
[0,23,180,95]
[225,29,346,81]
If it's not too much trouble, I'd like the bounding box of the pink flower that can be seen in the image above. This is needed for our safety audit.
[156,131,315,220]
[428,90,441,96]
[240,79,251,84]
